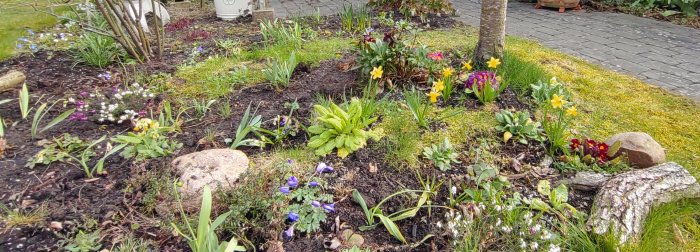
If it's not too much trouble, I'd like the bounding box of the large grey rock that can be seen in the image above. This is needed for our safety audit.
[172,149,249,195]
[605,132,665,168]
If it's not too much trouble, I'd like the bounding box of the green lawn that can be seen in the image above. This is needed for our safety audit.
[0,0,65,60]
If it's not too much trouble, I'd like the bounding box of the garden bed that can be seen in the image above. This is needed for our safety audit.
[1,2,699,252]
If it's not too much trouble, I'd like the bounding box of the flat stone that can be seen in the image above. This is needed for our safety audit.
[605,132,666,168]
[172,149,249,196]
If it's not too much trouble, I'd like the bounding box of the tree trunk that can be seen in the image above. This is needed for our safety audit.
[474,0,507,66]
[586,162,700,244]
[0,70,26,93]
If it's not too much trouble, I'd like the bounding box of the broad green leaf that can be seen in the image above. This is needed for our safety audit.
[537,180,551,196]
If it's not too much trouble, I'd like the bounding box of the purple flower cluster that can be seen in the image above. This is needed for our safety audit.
[282,162,336,229]
[465,71,499,92]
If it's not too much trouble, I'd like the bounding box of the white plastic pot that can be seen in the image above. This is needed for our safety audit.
[213,0,251,20]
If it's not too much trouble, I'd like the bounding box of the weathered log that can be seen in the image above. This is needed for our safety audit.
[587,162,700,244]
[0,70,26,93]
[563,172,612,191]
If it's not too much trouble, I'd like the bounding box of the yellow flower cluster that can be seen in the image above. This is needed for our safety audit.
[133,118,159,132]
[550,94,577,116]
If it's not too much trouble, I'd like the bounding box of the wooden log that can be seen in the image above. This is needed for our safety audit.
[0,70,26,93]
[562,172,612,191]
[586,162,700,244]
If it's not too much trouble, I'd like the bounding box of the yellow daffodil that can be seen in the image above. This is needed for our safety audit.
[566,106,578,116]
[551,94,566,109]
[550,76,558,84]
[442,67,455,78]
[433,80,445,92]
[370,66,383,80]
[427,91,441,103]
[462,60,473,71]
[487,57,501,69]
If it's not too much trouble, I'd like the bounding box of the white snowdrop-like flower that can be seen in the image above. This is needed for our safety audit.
[495,218,502,227]
[541,230,553,240]
[436,222,442,229]
[451,186,457,195]
[68,97,75,103]
[548,244,561,252]
[148,93,154,98]
[494,205,502,212]
[519,239,527,249]
[532,224,542,233]
[117,120,123,124]
[530,242,539,250]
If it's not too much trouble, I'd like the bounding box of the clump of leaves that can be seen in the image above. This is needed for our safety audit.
[307,98,382,158]
[263,52,298,89]
[423,138,461,171]
[172,185,246,252]
[495,110,544,144]
[112,118,182,161]
[63,230,101,252]
[530,78,571,106]
[27,133,89,169]
[368,0,455,22]
[523,180,581,220]
[352,188,433,244]
[279,176,334,234]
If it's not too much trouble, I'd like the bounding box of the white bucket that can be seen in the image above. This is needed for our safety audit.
[213,0,251,20]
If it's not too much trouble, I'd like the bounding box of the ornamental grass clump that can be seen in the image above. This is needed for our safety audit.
[307,98,383,158]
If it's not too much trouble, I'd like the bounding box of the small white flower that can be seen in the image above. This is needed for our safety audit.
[530,242,539,250]
[436,222,442,229]
[548,244,561,252]
[451,186,457,195]
[519,239,527,249]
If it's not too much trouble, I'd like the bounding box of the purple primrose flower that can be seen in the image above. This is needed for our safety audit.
[465,71,499,92]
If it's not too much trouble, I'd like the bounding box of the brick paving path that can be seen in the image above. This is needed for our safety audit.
[270,0,700,101]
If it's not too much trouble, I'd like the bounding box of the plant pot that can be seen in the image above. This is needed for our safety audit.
[213,0,251,20]
[535,0,581,13]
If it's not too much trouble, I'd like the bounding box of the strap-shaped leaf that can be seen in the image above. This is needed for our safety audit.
[376,214,406,244]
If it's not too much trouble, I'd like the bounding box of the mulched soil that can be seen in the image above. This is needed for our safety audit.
[0,6,595,252]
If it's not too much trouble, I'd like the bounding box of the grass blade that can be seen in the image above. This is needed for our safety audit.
[40,108,75,133]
